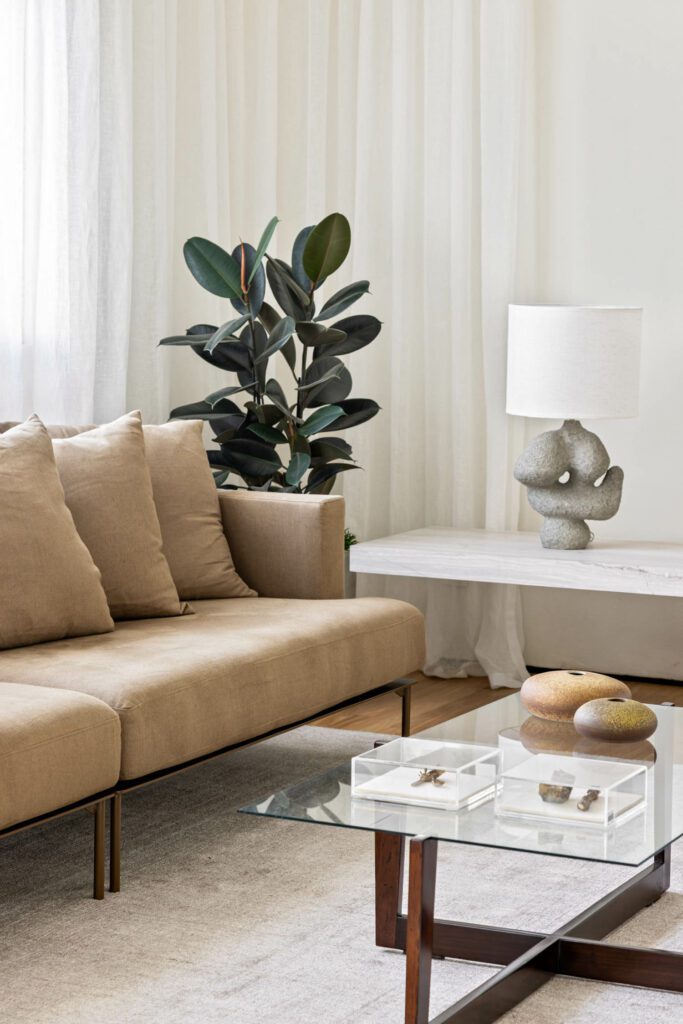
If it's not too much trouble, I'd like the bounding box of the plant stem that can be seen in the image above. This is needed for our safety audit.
[296,285,316,419]
[248,309,262,405]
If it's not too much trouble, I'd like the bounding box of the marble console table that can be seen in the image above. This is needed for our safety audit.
[350,528,683,599]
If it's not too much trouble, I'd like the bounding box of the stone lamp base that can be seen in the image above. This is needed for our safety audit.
[513,419,624,550]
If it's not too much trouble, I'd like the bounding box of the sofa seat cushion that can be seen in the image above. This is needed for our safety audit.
[0,683,121,830]
[0,598,425,781]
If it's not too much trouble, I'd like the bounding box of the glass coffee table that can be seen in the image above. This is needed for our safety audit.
[241,694,683,1024]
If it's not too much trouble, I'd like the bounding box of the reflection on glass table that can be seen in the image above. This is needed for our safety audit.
[243,694,682,868]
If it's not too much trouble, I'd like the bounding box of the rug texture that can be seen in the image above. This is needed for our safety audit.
[1,726,683,1024]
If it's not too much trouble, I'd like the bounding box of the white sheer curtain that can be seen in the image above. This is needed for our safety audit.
[0,0,174,424]
[0,0,533,685]
[168,0,536,687]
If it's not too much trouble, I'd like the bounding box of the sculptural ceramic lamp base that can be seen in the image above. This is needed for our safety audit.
[513,419,625,550]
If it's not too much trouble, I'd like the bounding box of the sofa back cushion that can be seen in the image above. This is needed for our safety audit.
[143,420,256,599]
[52,411,188,620]
[0,417,114,648]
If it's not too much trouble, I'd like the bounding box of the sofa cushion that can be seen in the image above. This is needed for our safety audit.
[0,417,114,650]
[0,597,425,780]
[143,420,255,600]
[0,682,120,830]
[52,411,188,620]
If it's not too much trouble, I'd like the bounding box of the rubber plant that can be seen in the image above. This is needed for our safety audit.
[160,213,381,494]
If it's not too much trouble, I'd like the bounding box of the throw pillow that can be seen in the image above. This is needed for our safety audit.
[52,411,188,619]
[0,416,114,649]
[143,420,256,599]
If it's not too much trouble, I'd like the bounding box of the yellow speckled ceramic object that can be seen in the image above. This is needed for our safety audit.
[520,670,631,722]
[574,697,658,743]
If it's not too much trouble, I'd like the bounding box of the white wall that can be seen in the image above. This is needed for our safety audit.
[519,0,683,679]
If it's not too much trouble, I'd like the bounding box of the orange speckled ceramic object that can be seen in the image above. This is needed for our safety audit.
[574,697,658,743]
[520,670,631,722]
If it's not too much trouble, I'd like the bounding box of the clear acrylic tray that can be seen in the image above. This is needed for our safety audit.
[351,737,500,811]
[494,752,647,829]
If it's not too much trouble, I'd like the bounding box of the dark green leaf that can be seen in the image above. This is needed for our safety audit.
[219,438,282,479]
[204,314,251,353]
[255,403,287,427]
[325,398,380,429]
[187,323,219,336]
[169,399,241,420]
[197,340,252,373]
[267,258,312,308]
[183,237,242,300]
[159,333,212,346]
[258,301,282,333]
[302,212,351,286]
[230,242,266,317]
[316,281,369,321]
[212,469,232,487]
[299,405,344,437]
[285,452,311,486]
[309,436,354,462]
[265,378,294,419]
[291,225,315,291]
[207,449,229,466]
[296,322,347,348]
[301,356,352,408]
[205,381,257,406]
[248,215,279,285]
[281,336,297,374]
[247,423,288,444]
[305,462,359,492]
[322,314,382,356]
[254,315,296,365]
[266,258,307,320]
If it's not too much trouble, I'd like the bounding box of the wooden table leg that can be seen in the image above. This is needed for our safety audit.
[375,832,405,948]
[405,836,438,1024]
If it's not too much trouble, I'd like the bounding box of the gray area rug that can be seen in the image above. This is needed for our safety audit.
[1,726,683,1023]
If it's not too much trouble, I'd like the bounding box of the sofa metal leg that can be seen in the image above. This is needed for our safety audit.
[93,801,105,900]
[109,793,121,893]
[400,685,412,737]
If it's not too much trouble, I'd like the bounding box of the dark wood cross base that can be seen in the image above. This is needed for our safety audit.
[375,832,679,1024]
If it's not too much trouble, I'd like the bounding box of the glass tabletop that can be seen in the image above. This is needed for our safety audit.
[240,693,683,867]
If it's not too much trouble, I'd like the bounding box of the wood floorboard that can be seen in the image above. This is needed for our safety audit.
[317,672,683,735]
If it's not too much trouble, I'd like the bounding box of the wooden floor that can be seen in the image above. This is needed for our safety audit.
[318,672,683,735]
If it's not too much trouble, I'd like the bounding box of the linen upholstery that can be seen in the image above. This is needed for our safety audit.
[0,417,114,650]
[142,420,255,599]
[0,682,120,829]
[52,412,187,620]
[0,597,425,780]
[218,491,345,599]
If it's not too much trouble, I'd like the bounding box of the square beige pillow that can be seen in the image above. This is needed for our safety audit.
[143,420,256,599]
[0,417,114,649]
[52,411,188,620]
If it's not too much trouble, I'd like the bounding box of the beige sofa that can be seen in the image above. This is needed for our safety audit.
[0,488,425,898]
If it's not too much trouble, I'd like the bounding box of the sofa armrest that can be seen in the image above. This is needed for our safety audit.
[217,491,345,599]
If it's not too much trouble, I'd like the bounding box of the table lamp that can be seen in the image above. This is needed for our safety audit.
[506,305,642,549]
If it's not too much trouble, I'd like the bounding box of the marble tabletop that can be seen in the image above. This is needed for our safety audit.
[349,528,683,597]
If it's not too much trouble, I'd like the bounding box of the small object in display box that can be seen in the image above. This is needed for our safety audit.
[351,737,500,811]
[494,752,647,828]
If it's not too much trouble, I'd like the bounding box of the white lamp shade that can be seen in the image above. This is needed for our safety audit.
[506,305,642,419]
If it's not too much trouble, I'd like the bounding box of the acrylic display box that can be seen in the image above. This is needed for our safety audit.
[351,738,500,811]
[494,752,647,829]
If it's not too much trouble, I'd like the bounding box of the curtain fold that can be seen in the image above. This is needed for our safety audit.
[0,0,534,685]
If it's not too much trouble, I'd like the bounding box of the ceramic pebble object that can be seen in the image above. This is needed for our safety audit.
[520,669,631,722]
[574,697,658,743]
